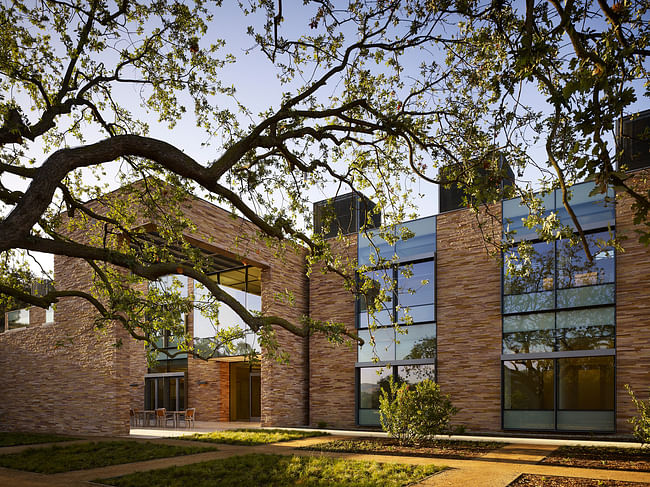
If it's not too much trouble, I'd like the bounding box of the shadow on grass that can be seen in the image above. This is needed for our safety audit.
[99,453,446,487]
[0,440,217,473]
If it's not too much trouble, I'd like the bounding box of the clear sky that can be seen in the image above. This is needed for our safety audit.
[2,2,647,277]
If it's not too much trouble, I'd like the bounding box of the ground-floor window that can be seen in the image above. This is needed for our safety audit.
[502,355,614,432]
[144,373,186,411]
[357,362,436,426]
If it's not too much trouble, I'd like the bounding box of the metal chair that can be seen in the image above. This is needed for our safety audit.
[155,408,175,428]
[184,408,196,429]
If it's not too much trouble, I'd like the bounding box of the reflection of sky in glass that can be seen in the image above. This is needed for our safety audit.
[359,367,392,409]
[504,241,554,295]
[557,231,614,289]
[193,280,262,353]
[502,181,614,242]
[357,216,436,266]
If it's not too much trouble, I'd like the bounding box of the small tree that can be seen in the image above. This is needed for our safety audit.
[379,376,458,446]
[626,384,650,446]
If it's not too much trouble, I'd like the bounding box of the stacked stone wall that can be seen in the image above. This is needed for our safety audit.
[308,235,358,428]
[615,171,650,433]
[436,206,503,432]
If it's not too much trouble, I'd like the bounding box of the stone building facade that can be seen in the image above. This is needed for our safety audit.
[1,172,649,437]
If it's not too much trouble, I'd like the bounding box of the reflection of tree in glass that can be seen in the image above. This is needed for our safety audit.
[403,337,437,360]
[504,242,554,295]
[398,364,436,384]
[503,330,554,354]
[358,268,394,320]
[506,360,553,410]
[556,325,614,351]
[557,232,614,289]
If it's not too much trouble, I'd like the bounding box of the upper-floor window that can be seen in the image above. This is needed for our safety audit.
[6,309,29,331]
[193,266,262,357]
[356,216,436,363]
[502,181,614,243]
[503,182,615,314]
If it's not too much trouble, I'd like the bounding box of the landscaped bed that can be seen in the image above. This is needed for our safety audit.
[509,473,650,486]
[179,428,327,446]
[300,437,507,458]
[0,440,217,473]
[540,445,650,472]
[0,431,78,447]
[98,453,445,487]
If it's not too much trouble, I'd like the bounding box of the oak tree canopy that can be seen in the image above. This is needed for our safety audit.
[0,0,648,360]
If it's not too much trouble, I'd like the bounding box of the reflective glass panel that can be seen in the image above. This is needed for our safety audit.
[555,182,615,231]
[358,268,394,328]
[558,356,614,411]
[503,292,554,314]
[503,410,555,430]
[397,364,436,384]
[7,309,29,329]
[395,324,436,360]
[357,327,395,362]
[556,307,615,351]
[358,229,394,267]
[503,360,554,410]
[397,261,434,308]
[557,232,614,289]
[504,242,555,295]
[359,367,392,409]
[502,192,554,242]
[395,216,436,260]
[556,284,615,308]
[557,410,615,432]
[397,304,435,325]
[502,313,554,354]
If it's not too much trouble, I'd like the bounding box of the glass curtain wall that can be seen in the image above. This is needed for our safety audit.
[147,275,189,410]
[502,182,616,432]
[356,216,437,426]
[193,266,262,357]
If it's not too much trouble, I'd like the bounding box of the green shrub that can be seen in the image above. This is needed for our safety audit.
[626,384,650,445]
[379,376,458,446]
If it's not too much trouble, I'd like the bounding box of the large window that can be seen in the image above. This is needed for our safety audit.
[357,364,437,426]
[501,181,616,432]
[194,266,262,357]
[356,216,437,426]
[148,275,188,371]
[503,356,615,431]
[144,374,186,411]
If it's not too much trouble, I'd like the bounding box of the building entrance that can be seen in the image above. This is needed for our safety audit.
[230,362,261,421]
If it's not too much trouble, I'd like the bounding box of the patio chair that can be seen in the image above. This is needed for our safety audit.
[129,408,142,427]
[183,408,196,429]
[155,408,175,428]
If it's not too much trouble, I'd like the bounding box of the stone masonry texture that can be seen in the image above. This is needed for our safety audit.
[308,235,358,429]
[436,205,503,432]
[615,171,650,433]
[0,192,310,435]
[2,179,650,436]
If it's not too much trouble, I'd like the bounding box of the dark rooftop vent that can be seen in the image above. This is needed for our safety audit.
[619,109,650,172]
[313,193,381,239]
[439,155,515,213]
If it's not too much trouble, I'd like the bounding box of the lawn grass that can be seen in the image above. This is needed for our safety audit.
[99,453,445,487]
[0,440,217,473]
[0,431,78,447]
[180,428,328,446]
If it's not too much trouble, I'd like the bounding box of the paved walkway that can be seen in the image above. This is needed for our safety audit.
[1,434,649,486]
